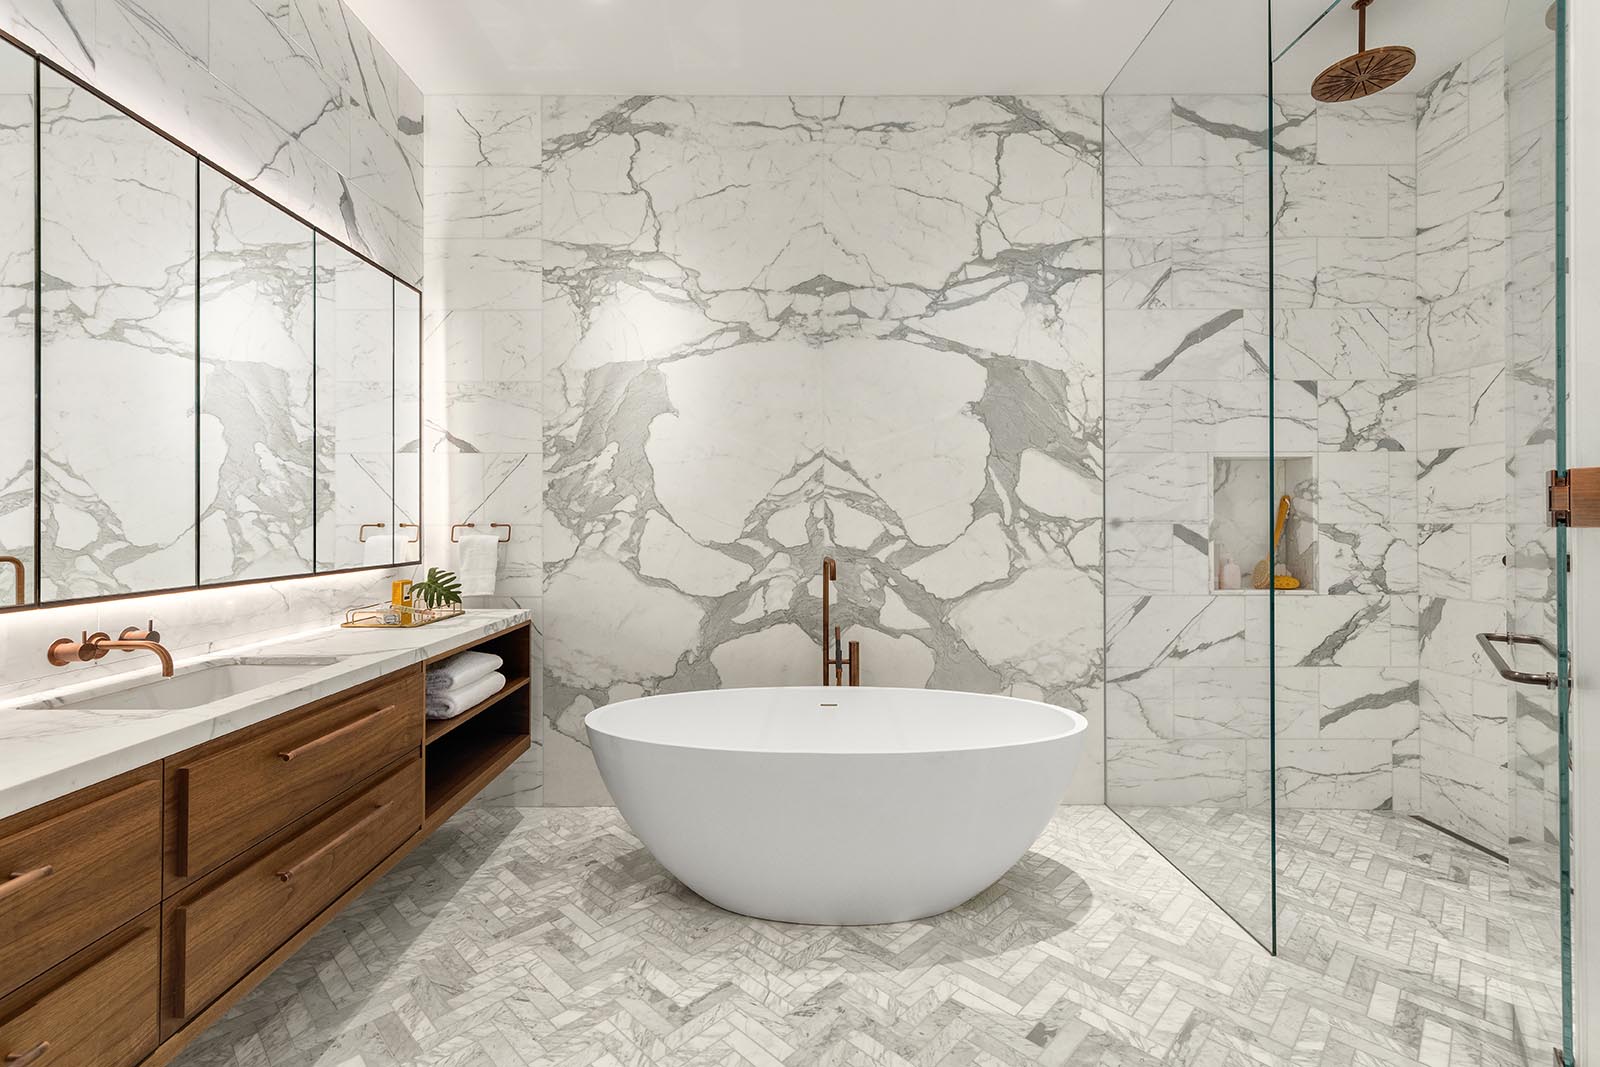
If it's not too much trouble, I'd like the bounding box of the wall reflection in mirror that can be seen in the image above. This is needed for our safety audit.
[199,165,316,584]
[0,36,421,610]
[0,44,32,607]
[315,238,397,571]
[39,67,198,603]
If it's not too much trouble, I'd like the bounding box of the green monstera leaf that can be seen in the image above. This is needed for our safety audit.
[413,567,463,609]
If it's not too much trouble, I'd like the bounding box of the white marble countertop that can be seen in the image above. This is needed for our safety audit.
[0,609,531,821]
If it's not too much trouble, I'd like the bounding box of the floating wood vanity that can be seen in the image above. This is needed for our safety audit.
[0,618,531,1067]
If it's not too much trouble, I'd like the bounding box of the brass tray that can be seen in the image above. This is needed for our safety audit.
[341,602,465,629]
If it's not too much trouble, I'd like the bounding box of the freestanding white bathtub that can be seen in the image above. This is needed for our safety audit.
[585,686,1087,925]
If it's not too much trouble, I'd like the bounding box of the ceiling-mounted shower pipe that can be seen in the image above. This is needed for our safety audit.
[1311,0,1417,102]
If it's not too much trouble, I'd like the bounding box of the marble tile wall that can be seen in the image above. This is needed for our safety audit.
[1415,44,1515,850]
[0,0,422,282]
[1103,93,1422,813]
[1274,92,1422,814]
[422,95,544,807]
[538,96,1105,805]
[1505,39,1561,876]
[0,0,421,687]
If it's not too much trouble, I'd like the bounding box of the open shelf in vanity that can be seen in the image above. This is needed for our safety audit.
[422,622,533,832]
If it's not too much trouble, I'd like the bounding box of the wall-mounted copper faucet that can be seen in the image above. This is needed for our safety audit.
[0,555,22,606]
[820,557,861,686]
[48,620,174,677]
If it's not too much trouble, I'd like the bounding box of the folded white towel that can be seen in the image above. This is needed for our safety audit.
[362,532,396,567]
[426,650,504,693]
[426,671,506,720]
[455,531,500,597]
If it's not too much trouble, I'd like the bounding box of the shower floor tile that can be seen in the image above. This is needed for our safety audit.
[169,805,1559,1067]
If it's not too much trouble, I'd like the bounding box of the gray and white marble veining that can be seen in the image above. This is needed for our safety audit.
[38,75,198,601]
[314,238,395,569]
[0,44,33,604]
[541,95,1105,803]
[0,0,422,282]
[198,167,317,583]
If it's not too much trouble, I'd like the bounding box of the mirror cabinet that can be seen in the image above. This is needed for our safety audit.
[0,35,421,610]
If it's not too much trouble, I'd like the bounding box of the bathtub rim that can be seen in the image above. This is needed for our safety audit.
[584,685,1089,757]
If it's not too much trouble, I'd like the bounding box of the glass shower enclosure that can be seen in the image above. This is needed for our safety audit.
[1103,0,1571,1060]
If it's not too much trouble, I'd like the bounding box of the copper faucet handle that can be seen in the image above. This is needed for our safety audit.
[46,634,89,666]
[120,620,160,643]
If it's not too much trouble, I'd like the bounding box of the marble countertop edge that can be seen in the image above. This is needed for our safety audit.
[0,609,532,821]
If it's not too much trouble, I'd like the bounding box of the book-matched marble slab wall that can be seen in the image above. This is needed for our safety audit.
[536,96,1107,804]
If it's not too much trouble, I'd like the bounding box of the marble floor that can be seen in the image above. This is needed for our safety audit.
[171,804,1564,1067]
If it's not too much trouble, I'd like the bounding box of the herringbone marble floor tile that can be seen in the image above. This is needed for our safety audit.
[169,806,1562,1067]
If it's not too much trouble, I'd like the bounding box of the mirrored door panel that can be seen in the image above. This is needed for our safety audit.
[198,165,316,583]
[393,282,420,566]
[39,69,198,602]
[314,237,395,571]
[0,40,34,607]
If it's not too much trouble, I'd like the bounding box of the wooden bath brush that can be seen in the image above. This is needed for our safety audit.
[1252,495,1301,590]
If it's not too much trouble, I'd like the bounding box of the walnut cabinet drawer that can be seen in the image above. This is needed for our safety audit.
[164,669,423,886]
[163,757,421,1031]
[0,911,160,1067]
[0,770,162,1001]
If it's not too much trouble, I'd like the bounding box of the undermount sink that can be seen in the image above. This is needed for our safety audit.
[24,656,342,712]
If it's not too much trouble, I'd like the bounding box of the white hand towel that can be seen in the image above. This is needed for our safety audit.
[426,670,506,720]
[455,531,500,597]
[426,650,504,693]
[362,532,397,567]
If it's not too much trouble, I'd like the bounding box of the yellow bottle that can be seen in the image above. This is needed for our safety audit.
[391,579,414,625]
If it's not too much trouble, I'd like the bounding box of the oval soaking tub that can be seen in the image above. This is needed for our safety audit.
[585,686,1087,925]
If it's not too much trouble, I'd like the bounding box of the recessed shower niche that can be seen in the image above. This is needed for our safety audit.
[1209,456,1316,594]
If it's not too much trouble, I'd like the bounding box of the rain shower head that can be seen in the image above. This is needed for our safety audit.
[1311,0,1416,103]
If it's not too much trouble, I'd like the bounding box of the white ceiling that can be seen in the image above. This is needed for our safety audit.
[351,0,1555,99]
[347,0,1172,96]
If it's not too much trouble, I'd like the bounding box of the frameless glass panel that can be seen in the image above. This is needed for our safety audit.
[1272,0,1571,1057]
[1102,0,1274,949]
[1503,0,1570,1060]
[39,69,197,601]
[198,165,315,583]
[393,282,420,565]
[314,237,395,570]
[0,42,34,608]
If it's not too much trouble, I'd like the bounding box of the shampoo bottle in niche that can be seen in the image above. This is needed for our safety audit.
[1219,557,1242,591]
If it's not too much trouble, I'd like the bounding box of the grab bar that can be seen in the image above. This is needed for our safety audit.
[1475,632,1567,690]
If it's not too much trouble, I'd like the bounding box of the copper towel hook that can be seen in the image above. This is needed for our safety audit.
[358,522,386,543]
[398,522,420,543]
[450,522,511,543]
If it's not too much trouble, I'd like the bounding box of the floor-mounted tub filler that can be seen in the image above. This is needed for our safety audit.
[586,686,1087,925]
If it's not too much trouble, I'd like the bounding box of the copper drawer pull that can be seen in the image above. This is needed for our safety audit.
[277,706,395,762]
[5,1041,51,1065]
[0,865,53,903]
[276,803,390,883]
